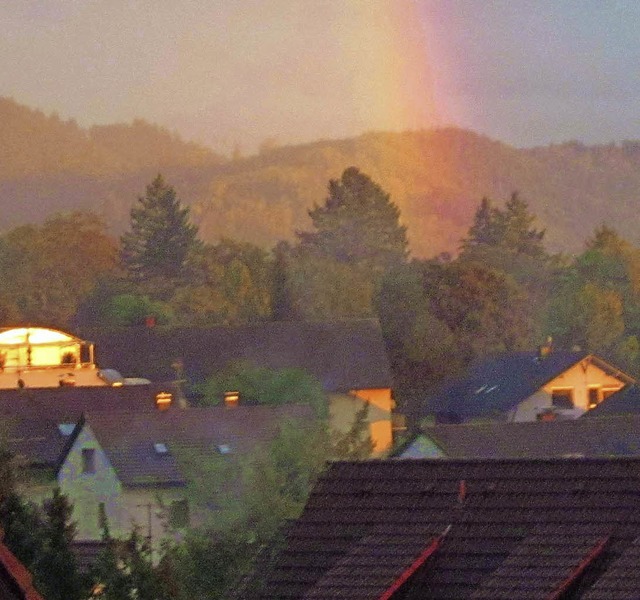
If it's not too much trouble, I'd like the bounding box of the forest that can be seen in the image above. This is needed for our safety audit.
[5,96,640,258]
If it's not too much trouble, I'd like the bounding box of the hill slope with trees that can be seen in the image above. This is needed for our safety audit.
[3,97,640,257]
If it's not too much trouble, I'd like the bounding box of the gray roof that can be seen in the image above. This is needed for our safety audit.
[72,404,315,487]
[398,415,640,459]
[424,351,633,420]
[83,319,392,392]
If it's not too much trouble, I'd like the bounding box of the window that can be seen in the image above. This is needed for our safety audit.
[551,389,574,409]
[82,448,96,474]
[154,443,169,455]
[588,388,600,409]
[169,499,190,528]
[97,502,107,529]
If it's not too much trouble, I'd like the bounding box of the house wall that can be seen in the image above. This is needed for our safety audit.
[509,360,626,421]
[329,388,394,454]
[398,435,445,459]
[58,425,124,541]
[121,488,186,546]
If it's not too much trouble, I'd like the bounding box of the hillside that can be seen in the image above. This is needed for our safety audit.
[2,97,640,257]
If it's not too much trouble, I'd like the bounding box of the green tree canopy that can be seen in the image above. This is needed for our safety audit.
[298,167,408,274]
[121,175,200,287]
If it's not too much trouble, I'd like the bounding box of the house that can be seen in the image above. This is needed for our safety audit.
[583,383,640,416]
[247,457,640,599]
[56,404,314,547]
[395,414,640,459]
[0,326,110,389]
[424,349,633,422]
[84,319,395,452]
[0,539,45,600]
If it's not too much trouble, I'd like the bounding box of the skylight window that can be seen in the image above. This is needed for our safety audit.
[154,443,169,454]
[58,423,75,436]
[217,444,232,455]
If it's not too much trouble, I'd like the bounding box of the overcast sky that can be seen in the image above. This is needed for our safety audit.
[1,0,639,154]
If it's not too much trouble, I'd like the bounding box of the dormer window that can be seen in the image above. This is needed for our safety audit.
[551,388,574,409]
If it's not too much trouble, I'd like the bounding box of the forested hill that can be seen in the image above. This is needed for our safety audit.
[3,96,640,257]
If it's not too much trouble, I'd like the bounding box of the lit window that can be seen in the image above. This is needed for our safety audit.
[588,388,600,409]
[82,448,96,474]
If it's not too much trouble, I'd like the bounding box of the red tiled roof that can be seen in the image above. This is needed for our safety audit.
[0,540,44,600]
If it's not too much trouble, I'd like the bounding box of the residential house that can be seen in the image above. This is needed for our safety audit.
[246,457,640,599]
[56,404,314,547]
[395,414,640,459]
[424,350,633,423]
[0,326,109,389]
[85,319,395,452]
[583,383,640,417]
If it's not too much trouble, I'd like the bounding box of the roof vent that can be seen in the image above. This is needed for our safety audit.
[154,443,168,454]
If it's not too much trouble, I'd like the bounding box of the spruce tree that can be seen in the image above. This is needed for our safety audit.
[121,174,199,285]
[298,167,408,275]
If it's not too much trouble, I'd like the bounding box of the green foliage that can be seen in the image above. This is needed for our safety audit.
[278,252,375,320]
[0,212,118,327]
[103,293,174,327]
[299,166,408,275]
[37,488,82,600]
[169,239,273,326]
[121,175,200,287]
[198,362,326,415]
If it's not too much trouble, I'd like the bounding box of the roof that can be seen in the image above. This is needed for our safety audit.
[2,416,70,467]
[83,320,392,392]
[0,383,177,424]
[66,404,315,487]
[0,540,45,600]
[585,383,640,416]
[398,415,640,459]
[424,351,632,419]
[252,457,640,599]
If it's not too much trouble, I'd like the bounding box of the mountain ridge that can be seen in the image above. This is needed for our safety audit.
[2,97,640,257]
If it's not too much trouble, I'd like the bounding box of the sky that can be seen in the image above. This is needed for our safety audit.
[1,0,639,154]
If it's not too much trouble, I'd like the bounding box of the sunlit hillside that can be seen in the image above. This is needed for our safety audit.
[3,97,640,257]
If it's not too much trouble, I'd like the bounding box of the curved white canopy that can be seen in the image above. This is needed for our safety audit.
[0,327,80,346]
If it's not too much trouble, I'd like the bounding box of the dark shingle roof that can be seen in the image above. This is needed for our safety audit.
[399,415,640,459]
[424,351,632,419]
[84,320,392,392]
[585,383,640,417]
[0,383,176,423]
[254,458,640,599]
[76,404,314,487]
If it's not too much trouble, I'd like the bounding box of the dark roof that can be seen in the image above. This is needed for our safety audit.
[424,351,632,419]
[253,457,640,599]
[83,320,392,392]
[398,415,640,459]
[72,404,315,487]
[2,416,70,467]
[0,540,45,600]
[585,383,640,417]
[0,383,177,424]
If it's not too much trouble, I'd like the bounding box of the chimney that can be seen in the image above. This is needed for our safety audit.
[155,392,173,411]
[224,391,240,408]
[538,336,554,359]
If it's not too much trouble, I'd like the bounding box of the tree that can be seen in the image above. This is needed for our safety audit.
[37,488,82,600]
[298,167,408,275]
[461,193,546,258]
[0,212,118,327]
[198,362,326,416]
[121,175,200,287]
